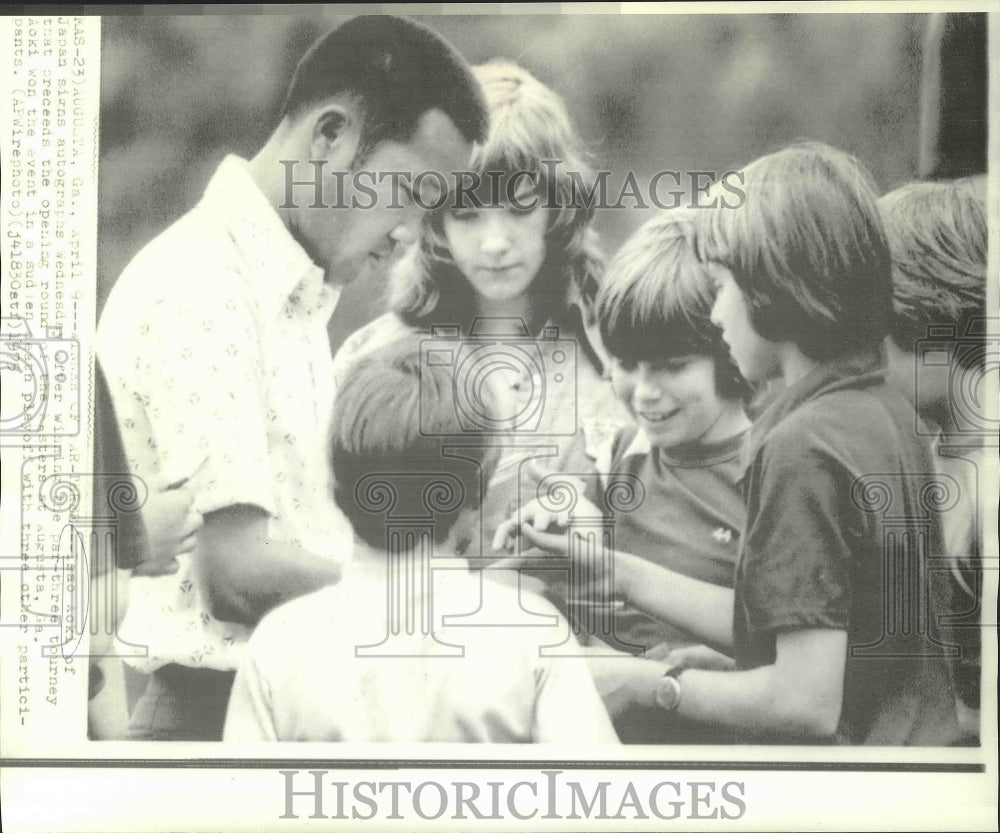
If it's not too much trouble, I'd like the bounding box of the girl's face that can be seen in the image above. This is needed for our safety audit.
[442,183,548,307]
[610,355,731,450]
[708,264,781,384]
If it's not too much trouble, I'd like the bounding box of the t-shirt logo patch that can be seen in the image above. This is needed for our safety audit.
[712,527,734,543]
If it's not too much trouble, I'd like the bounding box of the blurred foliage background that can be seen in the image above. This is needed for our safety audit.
[98,12,928,345]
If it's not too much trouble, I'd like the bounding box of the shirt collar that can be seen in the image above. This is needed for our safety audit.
[743,342,889,473]
[619,424,748,468]
[200,155,338,319]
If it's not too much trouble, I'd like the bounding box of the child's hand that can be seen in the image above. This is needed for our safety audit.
[132,460,207,577]
[492,494,603,554]
[583,654,665,719]
[492,498,567,553]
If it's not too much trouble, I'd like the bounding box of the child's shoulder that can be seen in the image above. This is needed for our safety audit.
[439,569,560,615]
[435,573,573,659]
[250,584,342,642]
[763,380,924,472]
[797,377,908,434]
[609,423,645,463]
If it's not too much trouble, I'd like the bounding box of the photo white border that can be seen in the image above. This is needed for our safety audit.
[1,3,996,831]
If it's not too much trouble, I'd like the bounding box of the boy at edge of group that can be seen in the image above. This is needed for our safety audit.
[880,179,992,743]
[507,143,961,745]
[223,338,620,743]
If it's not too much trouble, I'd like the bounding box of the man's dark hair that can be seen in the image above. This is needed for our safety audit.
[282,15,488,156]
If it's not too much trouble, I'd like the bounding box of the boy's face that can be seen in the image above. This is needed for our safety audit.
[610,355,731,450]
[708,264,781,384]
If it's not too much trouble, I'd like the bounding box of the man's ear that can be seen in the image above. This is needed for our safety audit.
[310,103,361,163]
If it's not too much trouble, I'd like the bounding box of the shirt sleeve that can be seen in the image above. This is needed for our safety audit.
[739,433,858,637]
[222,651,279,741]
[94,360,149,569]
[532,630,621,744]
[137,288,277,517]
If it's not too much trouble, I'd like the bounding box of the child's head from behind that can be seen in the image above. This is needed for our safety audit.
[697,142,893,382]
[596,211,751,451]
[878,180,987,427]
[391,60,602,330]
[330,337,499,550]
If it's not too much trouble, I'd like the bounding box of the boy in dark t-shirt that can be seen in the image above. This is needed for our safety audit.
[497,211,752,742]
[508,143,960,745]
[583,212,751,658]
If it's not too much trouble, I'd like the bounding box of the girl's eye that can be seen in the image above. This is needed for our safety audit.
[448,209,477,222]
[654,357,697,373]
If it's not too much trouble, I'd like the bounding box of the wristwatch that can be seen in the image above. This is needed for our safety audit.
[654,665,686,711]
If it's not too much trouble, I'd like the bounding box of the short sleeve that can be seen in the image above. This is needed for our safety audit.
[608,425,639,470]
[740,436,858,637]
[139,290,276,517]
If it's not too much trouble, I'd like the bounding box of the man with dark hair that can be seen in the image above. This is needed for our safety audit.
[97,15,488,741]
[282,15,487,155]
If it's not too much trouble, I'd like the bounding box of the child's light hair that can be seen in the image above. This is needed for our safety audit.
[879,181,987,368]
[389,60,604,338]
[596,210,751,401]
[329,336,499,550]
[696,142,894,361]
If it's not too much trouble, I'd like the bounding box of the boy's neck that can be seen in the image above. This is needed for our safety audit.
[701,400,752,446]
[777,344,820,388]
